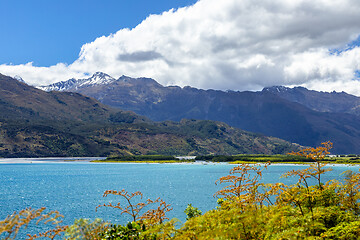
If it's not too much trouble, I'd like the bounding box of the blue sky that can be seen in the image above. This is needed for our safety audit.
[0,0,197,66]
[1,0,360,95]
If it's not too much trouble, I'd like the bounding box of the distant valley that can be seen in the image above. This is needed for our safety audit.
[39,72,360,154]
[0,73,298,157]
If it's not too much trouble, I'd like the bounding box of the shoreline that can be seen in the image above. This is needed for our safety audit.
[0,157,106,164]
[0,158,359,166]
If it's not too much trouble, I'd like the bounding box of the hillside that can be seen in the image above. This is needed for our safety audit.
[0,118,298,158]
[263,86,360,116]
[0,73,115,122]
[39,73,360,154]
[0,74,298,157]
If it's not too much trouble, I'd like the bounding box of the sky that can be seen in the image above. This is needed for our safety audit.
[1,0,360,95]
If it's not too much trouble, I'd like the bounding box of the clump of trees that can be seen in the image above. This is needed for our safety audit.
[2,141,360,239]
[103,155,177,162]
[196,154,310,162]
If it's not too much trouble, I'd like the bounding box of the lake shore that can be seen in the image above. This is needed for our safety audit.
[0,157,106,164]
[1,157,359,166]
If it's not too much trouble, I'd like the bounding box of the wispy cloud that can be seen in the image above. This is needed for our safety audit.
[1,0,360,94]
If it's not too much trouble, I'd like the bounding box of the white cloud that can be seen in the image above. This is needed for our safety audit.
[0,62,86,86]
[1,0,360,94]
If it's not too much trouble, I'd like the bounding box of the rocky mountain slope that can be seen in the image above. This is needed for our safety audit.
[39,72,116,92]
[263,86,360,116]
[0,73,298,157]
[39,72,360,154]
[1,77,113,122]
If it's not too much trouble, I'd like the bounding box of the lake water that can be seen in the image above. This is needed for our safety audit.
[0,162,359,238]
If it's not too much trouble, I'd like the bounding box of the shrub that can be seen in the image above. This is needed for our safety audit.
[184,204,202,220]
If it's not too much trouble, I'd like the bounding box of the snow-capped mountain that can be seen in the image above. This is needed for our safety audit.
[14,75,25,83]
[32,71,360,154]
[39,78,78,91]
[77,72,115,87]
[39,72,116,91]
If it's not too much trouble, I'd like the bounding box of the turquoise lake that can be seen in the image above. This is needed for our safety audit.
[0,162,359,237]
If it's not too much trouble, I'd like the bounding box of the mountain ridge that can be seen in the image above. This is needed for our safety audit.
[0,73,298,157]
[263,85,360,116]
[38,72,360,154]
[39,72,116,91]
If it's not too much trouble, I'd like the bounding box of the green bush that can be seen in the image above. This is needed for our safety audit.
[184,204,202,220]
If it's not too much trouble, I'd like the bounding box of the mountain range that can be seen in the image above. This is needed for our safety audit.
[263,86,360,116]
[39,72,360,154]
[0,73,298,157]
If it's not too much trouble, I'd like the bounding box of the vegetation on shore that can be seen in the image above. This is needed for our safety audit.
[91,155,194,163]
[91,155,189,163]
[0,119,299,158]
[92,160,192,164]
[3,141,360,239]
[196,153,360,164]
[91,152,360,164]
[196,154,309,163]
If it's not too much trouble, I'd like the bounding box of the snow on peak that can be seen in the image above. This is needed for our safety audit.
[78,72,115,87]
[37,72,117,91]
[38,78,78,91]
[263,86,290,92]
[14,75,25,83]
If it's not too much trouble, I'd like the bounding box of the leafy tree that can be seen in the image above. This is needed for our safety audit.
[287,141,333,189]
[140,199,173,225]
[96,190,159,223]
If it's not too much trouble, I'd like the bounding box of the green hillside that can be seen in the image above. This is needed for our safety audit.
[0,119,299,157]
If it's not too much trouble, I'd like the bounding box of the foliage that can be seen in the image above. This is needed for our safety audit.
[27,226,69,240]
[197,151,360,164]
[184,204,202,220]
[99,222,150,240]
[64,218,108,240]
[97,190,159,223]
[140,199,173,225]
[286,141,333,189]
[289,141,333,161]
[175,141,360,239]
[142,219,178,240]
[0,207,67,240]
[97,189,172,227]
[94,189,174,239]
[104,155,177,162]
[196,154,309,162]
[214,162,270,201]
[109,112,136,124]
[0,115,299,158]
